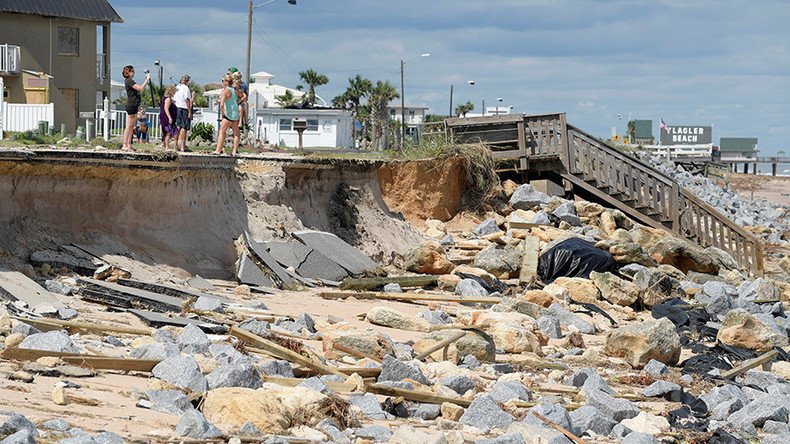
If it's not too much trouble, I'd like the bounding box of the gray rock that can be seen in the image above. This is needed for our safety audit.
[145,390,193,415]
[378,356,430,385]
[701,280,737,299]
[206,363,262,390]
[193,296,223,313]
[738,278,779,302]
[709,397,744,421]
[175,410,222,439]
[294,313,316,333]
[643,359,667,375]
[621,432,659,444]
[102,336,125,347]
[392,343,414,361]
[565,368,596,387]
[476,433,526,444]
[700,384,749,411]
[491,363,515,374]
[0,430,35,444]
[440,375,476,395]
[610,423,633,439]
[208,343,253,365]
[151,355,208,393]
[259,360,293,378]
[460,355,482,369]
[19,331,79,353]
[413,403,441,420]
[570,405,616,436]
[489,380,531,403]
[641,380,682,397]
[531,211,552,224]
[383,283,403,293]
[553,202,581,226]
[744,369,787,388]
[459,394,514,432]
[473,218,501,236]
[440,234,455,245]
[419,310,451,325]
[10,323,39,337]
[130,341,180,360]
[547,304,595,334]
[45,280,74,295]
[455,278,489,297]
[764,433,790,444]
[93,432,123,444]
[177,324,210,354]
[348,393,389,420]
[153,329,175,343]
[57,308,78,320]
[579,373,615,396]
[586,389,640,422]
[42,419,70,432]
[474,246,522,275]
[510,184,549,210]
[355,425,392,442]
[238,421,262,436]
[375,380,414,390]
[298,376,332,394]
[0,413,38,439]
[763,419,789,434]
[727,395,790,430]
[237,319,270,337]
[537,315,562,339]
[525,402,574,435]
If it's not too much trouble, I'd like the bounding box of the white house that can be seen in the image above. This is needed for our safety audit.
[254,108,353,149]
[388,101,428,125]
[203,71,326,112]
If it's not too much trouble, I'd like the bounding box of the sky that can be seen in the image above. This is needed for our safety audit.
[111,0,790,156]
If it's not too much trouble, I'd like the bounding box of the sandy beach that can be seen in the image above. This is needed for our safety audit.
[729,173,790,207]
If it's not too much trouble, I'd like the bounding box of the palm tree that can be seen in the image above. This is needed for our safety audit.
[368,80,399,151]
[298,69,329,106]
[275,90,300,107]
[455,101,474,117]
[332,75,373,147]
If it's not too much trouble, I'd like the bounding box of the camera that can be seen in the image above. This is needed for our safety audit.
[144,69,150,74]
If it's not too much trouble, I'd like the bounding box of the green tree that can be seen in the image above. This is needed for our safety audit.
[298,69,329,106]
[275,90,300,107]
[455,101,474,117]
[368,80,399,151]
[332,75,373,147]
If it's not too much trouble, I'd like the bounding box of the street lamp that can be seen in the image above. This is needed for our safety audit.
[449,80,475,117]
[246,0,297,87]
[400,53,430,148]
[482,97,503,116]
[154,60,162,92]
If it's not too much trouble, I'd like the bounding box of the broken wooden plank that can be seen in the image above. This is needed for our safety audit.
[339,275,438,291]
[482,231,507,245]
[319,291,501,305]
[509,221,552,230]
[0,348,159,372]
[11,316,153,336]
[332,342,383,364]
[365,383,472,407]
[720,349,779,380]
[77,278,183,312]
[293,366,381,379]
[415,330,467,361]
[519,236,540,284]
[230,326,347,378]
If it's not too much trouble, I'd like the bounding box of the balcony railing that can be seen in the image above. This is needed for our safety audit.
[0,44,20,75]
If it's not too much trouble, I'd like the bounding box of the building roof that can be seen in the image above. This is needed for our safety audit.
[720,137,758,152]
[387,100,429,110]
[0,0,123,23]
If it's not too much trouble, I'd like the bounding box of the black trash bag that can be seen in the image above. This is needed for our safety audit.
[680,353,733,374]
[652,298,710,332]
[668,405,708,432]
[707,429,747,444]
[455,272,507,294]
[538,238,613,284]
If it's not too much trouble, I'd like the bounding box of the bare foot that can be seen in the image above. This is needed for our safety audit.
[122,147,136,152]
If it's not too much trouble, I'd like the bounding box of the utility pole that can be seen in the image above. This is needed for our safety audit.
[246,0,253,88]
[482,99,485,116]
[449,84,454,117]
[400,59,406,148]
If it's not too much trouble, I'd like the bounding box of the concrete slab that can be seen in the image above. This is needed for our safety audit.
[29,249,99,276]
[236,253,275,288]
[115,279,234,304]
[297,250,349,282]
[129,309,226,334]
[0,268,65,310]
[77,278,183,312]
[264,241,312,269]
[187,275,214,290]
[245,236,294,287]
[292,230,377,276]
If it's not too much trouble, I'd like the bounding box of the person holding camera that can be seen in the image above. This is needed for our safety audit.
[121,65,150,152]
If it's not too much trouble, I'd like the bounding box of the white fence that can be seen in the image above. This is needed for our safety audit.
[95,107,216,141]
[0,102,55,133]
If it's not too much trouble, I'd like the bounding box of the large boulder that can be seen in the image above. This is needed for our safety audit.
[322,329,394,361]
[487,323,544,355]
[509,184,549,210]
[366,307,430,332]
[412,329,495,363]
[151,355,208,393]
[589,271,639,306]
[632,267,685,308]
[202,386,325,434]
[473,246,522,277]
[717,309,789,352]
[404,241,454,275]
[550,277,600,305]
[609,243,657,267]
[649,237,719,274]
[604,318,681,368]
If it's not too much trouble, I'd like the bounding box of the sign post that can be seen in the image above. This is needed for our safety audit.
[103,97,110,141]
[292,117,307,155]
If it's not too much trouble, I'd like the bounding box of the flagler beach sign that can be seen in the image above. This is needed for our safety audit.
[659,125,712,145]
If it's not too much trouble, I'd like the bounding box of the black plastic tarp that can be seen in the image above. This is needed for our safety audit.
[538,238,613,284]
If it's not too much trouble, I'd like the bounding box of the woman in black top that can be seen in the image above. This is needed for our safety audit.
[122,65,150,151]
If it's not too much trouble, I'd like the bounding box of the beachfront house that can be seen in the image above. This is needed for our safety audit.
[0,0,122,132]
[720,137,758,159]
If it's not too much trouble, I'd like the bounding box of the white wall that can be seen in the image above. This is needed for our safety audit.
[255,110,352,148]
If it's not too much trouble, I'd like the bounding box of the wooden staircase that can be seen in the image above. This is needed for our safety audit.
[446,114,764,275]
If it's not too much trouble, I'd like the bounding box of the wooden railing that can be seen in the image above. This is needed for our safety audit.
[443,113,764,275]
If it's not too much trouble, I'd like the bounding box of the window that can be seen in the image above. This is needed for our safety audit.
[279,119,292,131]
[58,27,79,56]
[307,119,319,131]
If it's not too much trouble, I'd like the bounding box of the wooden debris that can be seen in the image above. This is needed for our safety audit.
[482,231,507,245]
[339,275,438,291]
[509,221,552,230]
[1,347,160,372]
[12,316,154,336]
[720,349,779,380]
[518,236,540,284]
[319,291,501,305]
[414,330,467,361]
[332,342,383,364]
[364,382,472,407]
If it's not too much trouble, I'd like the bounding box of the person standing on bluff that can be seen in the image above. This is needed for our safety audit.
[121,65,150,152]
[173,75,192,152]
[160,85,178,151]
[213,74,241,156]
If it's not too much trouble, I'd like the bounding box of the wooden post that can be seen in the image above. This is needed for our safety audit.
[519,236,540,284]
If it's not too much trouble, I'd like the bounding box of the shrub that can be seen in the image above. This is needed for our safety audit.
[190,122,214,141]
